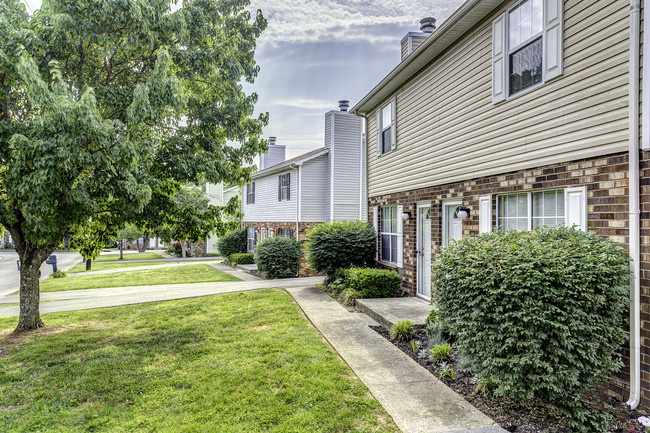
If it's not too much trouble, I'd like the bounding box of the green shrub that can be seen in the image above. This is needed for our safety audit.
[217,229,247,257]
[390,320,414,342]
[429,343,451,362]
[306,220,377,281]
[165,243,182,257]
[49,270,67,279]
[340,289,361,307]
[228,253,254,265]
[254,237,302,279]
[341,268,401,299]
[204,252,220,257]
[432,226,630,432]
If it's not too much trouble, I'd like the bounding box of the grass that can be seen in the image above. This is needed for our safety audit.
[94,252,164,262]
[67,259,222,273]
[40,264,240,293]
[0,290,398,433]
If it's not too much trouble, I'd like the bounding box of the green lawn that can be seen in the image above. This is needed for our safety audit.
[67,259,222,273]
[0,290,397,433]
[40,264,240,292]
[94,252,164,262]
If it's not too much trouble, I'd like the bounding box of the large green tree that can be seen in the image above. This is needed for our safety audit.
[0,0,268,332]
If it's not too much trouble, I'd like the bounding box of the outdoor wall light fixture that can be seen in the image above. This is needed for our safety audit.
[457,207,470,220]
[401,212,411,221]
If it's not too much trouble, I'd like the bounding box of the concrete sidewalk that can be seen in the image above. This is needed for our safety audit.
[286,286,506,433]
[0,277,324,317]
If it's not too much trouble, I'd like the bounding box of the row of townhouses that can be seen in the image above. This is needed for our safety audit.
[226,0,650,408]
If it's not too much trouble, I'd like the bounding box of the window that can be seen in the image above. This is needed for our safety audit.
[492,0,562,102]
[246,182,255,204]
[268,228,274,238]
[508,0,543,95]
[278,173,290,201]
[497,190,565,232]
[247,226,256,251]
[375,98,396,155]
[380,206,398,263]
[276,228,293,239]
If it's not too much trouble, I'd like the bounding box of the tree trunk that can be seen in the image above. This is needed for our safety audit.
[141,237,148,252]
[13,244,56,333]
[86,258,92,271]
[181,241,187,258]
[119,240,124,260]
[136,238,140,253]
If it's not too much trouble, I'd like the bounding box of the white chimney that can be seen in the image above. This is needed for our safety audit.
[400,17,436,61]
[260,137,286,169]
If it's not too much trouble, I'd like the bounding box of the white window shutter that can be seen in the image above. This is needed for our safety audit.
[478,195,492,234]
[565,187,587,231]
[396,205,404,268]
[390,98,397,151]
[375,110,382,156]
[372,206,379,260]
[543,0,563,80]
[492,13,507,104]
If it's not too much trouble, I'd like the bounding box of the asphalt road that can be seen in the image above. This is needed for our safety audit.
[0,251,83,299]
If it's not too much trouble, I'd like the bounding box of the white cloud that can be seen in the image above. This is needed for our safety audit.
[274,98,337,111]
[251,0,465,47]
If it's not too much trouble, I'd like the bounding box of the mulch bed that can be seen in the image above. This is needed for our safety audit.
[371,325,646,433]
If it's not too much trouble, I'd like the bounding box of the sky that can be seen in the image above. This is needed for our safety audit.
[23,0,466,159]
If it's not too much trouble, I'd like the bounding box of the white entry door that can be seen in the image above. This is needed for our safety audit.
[417,205,432,300]
[443,202,463,247]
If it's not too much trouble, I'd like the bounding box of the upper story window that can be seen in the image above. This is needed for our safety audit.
[278,173,291,201]
[246,182,255,204]
[508,0,543,95]
[375,98,396,156]
[492,0,563,103]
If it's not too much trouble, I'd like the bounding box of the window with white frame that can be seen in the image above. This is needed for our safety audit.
[492,0,563,102]
[268,228,274,238]
[246,182,255,204]
[497,190,565,231]
[278,173,290,201]
[276,228,293,239]
[247,226,256,251]
[380,206,398,263]
[375,98,396,155]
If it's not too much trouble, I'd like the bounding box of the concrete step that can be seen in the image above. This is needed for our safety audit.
[355,297,433,330]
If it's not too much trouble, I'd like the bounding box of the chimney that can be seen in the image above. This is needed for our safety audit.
[260,136,286,169]
[420,17,436,33]
[401,16,436,61]
[338,100,350,112]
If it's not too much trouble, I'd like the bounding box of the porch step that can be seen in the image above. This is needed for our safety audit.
[355,297,433,330]
[236,263,258,273]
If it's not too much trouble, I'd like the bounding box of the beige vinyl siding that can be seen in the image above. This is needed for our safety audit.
[366,0,629,197]
[300,156,328,222]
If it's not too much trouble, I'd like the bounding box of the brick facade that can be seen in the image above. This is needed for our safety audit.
[369,151,650,406]
[244,221,320,276]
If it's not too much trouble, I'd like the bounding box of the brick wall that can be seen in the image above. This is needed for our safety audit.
[369,151,642,405]
[244,221,321,276]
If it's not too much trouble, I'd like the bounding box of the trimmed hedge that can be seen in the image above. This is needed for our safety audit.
[254,237,302,279]
[306,220,376,281]
[228,253,254,265]
[217,229,247,257]
[433,226,630,432]
[341,268,401,299]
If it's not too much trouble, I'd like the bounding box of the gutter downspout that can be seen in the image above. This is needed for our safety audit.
[628,0,641,410]
[290,163,302,277]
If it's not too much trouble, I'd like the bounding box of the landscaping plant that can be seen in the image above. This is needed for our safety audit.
[217,229,247,257]
[306,220,377,282]
[228,253,255,265]
[390,320,414,342]
[432,226,630,432]
[429,343,451,362]
[254,237,302,279]
[341,268,402,299]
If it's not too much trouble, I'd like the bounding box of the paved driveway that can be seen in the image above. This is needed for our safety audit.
[0,251,83,299]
